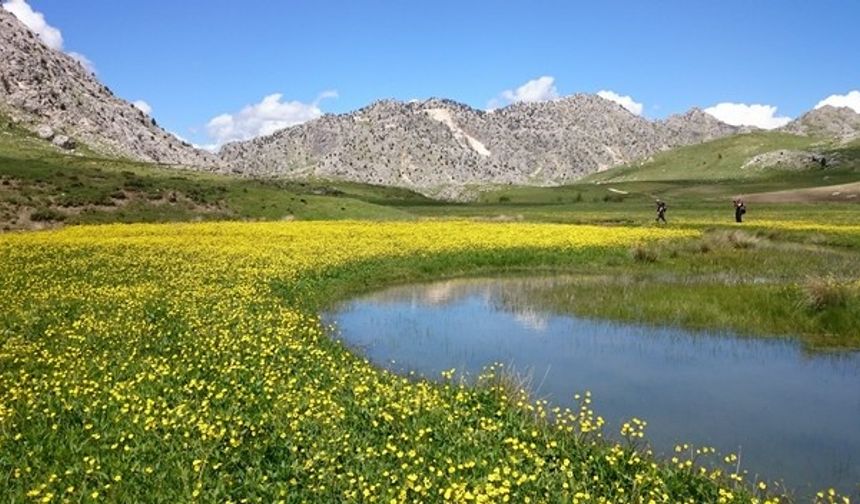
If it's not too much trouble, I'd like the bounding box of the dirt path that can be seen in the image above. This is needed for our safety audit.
[741,181,860,203]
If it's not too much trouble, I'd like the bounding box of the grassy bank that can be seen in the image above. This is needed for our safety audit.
[516,227,860,350]
[270,224,860,352]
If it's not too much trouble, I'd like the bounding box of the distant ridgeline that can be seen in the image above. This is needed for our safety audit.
[2,7,860,197]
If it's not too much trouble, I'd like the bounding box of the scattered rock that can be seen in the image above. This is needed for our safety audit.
[36,124,54,140]
[742,150,838,171]
[51,135,75,150]
[781,106,860,140]
[220,96,738,195]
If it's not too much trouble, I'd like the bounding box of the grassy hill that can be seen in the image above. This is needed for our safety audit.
[585,131,858,182]
[0,117,431,230]
[2,116,859,232]
[459,131,860,224]
[3,114,860,503]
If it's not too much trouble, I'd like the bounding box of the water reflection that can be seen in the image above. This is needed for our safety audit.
[326,277,860,499]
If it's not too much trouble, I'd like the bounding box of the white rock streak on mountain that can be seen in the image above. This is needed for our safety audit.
[0,6,768,192]
[220,96,738,194]
[424,108,491,157]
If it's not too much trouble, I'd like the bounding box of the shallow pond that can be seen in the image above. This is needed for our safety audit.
[326,277,860,499]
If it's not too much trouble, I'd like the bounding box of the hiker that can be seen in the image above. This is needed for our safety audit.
[655,200,667,224]
[734,199,746,223]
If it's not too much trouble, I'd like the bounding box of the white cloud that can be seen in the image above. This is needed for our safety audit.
[503,76,559,103]
[3,0,95,73]
[488,76,559,109]
[205,91,338,146]
[170,131,218,151]
[2,0,62,49]
[815,90,860,113]
[596,90,644,116]
[67,51,96,74]
[132,100,153,116]
[316,90,339,102]
[703,102,792,129]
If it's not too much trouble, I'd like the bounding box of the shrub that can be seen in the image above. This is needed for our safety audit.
[30,207,65,222]
[631,244,658,263]
[704,230,760,250]
[725,230,759,249]
[799,277,850,312]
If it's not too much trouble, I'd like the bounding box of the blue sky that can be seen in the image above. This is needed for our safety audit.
[4,0,860,147]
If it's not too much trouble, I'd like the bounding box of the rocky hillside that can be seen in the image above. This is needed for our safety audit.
[0,8,218,167]
[657,107,739,146]
[220,96,739,194]
[782,105,860,140]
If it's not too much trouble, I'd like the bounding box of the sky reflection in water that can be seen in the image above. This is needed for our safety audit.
[326,277,860,498]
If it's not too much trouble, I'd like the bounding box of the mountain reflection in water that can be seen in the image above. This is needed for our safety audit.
[326,277,860,499]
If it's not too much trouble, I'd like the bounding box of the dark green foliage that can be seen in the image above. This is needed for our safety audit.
[30,207,65,221]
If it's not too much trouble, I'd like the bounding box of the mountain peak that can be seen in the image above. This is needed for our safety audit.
[0,8,218,167]
[658,108,737,146]
[220,92,737,195]
[782,105,860,139]
[679,107,707,117]
[0,6,749,191]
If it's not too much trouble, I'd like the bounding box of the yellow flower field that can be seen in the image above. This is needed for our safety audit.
[0,221,797,503]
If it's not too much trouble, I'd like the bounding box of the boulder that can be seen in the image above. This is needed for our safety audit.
[36,124,55,140]
[52,135,76,150]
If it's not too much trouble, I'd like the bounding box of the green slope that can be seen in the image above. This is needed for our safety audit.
[0,117,421,230]
[586,131,855,182]
[468,132,860,212]
[3,114,859,232]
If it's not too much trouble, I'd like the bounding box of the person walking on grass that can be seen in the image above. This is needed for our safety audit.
[734,199,746,223]
[655,200,668,224]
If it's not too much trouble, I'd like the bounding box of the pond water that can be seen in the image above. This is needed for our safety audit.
[325,277,860,499]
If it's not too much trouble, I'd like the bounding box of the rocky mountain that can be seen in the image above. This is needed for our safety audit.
[782,105,860,140]
[0,8,218,167]
[657,107,739,146]
[220,96,739,194]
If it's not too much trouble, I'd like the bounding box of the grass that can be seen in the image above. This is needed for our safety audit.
[0,118,421,230]
[517,228,860,350]
[3,118,860,232]
[3,221,774,503]
[1,115,859,502]
[584,131,835,182]
[3,220,855,502]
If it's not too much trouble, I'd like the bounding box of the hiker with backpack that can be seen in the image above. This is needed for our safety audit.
[655,200,667,224]
[734,199,746,223]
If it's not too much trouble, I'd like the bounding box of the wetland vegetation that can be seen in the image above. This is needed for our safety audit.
[2,118,859,503]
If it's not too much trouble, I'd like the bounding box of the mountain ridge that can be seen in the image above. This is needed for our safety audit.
[6,5,858,198]
[0,8,219,168]
[219,94,740,195]
[781,105,860,140]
